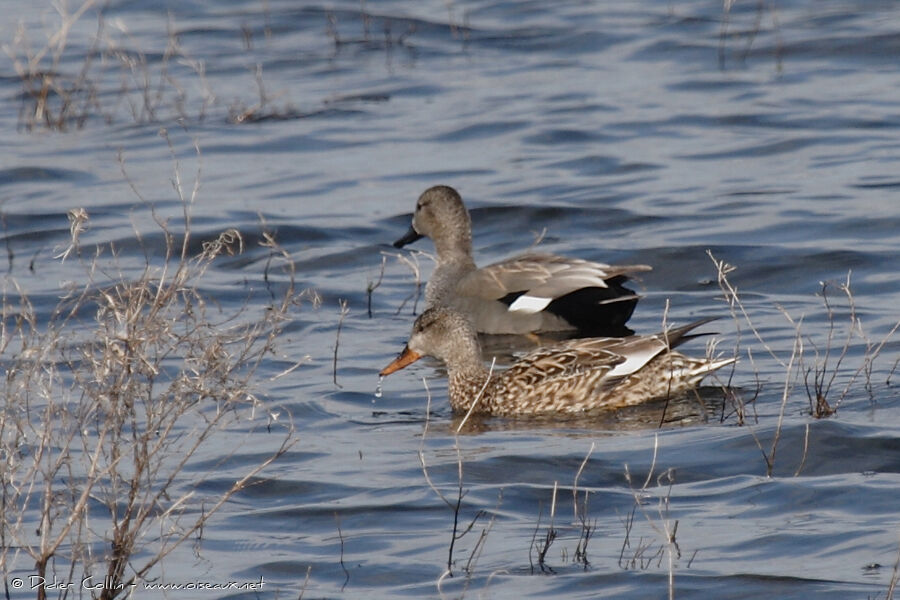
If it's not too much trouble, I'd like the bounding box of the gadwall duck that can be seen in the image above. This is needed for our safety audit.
[393,185,651,336]
[380,307,735,416]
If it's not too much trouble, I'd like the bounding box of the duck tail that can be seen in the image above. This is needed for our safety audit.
[661,316,721,349]
[665,355,736,387]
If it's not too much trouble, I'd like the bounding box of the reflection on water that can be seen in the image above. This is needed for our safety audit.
[2,0,900,598]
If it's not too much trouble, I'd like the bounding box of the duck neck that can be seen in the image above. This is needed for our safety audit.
[445,346,492,413]
[426,255,477,306]
[432,230,474,266]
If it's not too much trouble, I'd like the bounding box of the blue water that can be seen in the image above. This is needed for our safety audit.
[2,1,900,598]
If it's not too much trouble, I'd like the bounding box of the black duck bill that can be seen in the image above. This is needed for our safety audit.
[393,226,423,248]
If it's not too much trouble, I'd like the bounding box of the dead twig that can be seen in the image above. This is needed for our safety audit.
[336,512,350,591]
[530,482,558,574]
[0,138,302,599]
[367,255,387,318]
[621,436,685,598]
[455,357,496,433]
[388,249,428,316]
[333,299,350,388]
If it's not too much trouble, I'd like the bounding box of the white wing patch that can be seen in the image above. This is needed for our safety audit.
[508,295,553,313]
[605,344,663,378]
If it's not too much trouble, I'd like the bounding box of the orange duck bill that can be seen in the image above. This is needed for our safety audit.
[380,346,423,376]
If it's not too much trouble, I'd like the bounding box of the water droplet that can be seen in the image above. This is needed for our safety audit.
[374,376,383,401]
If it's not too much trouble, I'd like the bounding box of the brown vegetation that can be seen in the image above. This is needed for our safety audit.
[0,142,302,599]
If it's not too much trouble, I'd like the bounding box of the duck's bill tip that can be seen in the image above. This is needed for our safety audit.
[393,226,423,248]
[380,346,423,376]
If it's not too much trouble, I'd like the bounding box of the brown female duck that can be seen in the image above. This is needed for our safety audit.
[380,307,734,416]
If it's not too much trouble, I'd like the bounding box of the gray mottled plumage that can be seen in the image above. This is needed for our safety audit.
[381,307,735,416]
[393,185,651,335]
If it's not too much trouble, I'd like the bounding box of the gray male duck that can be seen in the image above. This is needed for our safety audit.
[394,185,651,336]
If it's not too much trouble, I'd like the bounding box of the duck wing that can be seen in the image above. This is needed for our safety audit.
[456,253,651,313]
[498,317,720,391]
[490,340,614,402]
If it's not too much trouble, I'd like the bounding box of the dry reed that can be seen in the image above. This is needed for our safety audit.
[709,251,900,477]
[5,0,304,131]
[0,142,302,599]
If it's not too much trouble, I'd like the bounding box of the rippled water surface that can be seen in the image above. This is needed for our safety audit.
[3,1,900,598]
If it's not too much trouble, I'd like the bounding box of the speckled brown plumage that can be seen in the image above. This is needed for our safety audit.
[381,307,735,416]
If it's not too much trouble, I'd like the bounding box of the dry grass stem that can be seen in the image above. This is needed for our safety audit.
[707,251,900,475]
[572,444,597,568]
[54,207,90,262]
[658,299,675,426]
[765,316,804,476]
[843,315,900,400]
[298,565,313,600]
[887,534,900,600]
[333,298,350,388]
[227,63,299,124]
[525,226,548,251]
[620,437,683,598]
[708,250,784,366]
[718,0,783,72]
[456,357,497,433]
[529,483,559,574]
[712,251,899,423]
[325,5,417,51]
[461,492,499,593]
[5,1,295,130]
[367,255,387,318]
[0,141,303,598]
[271,356,311,380]
[802,277,856,416]
[793,423,811,477]
[888,355,900,386]
[572,442,595,521]
[335,512,350,591]
[419,378,494,589]
[387,249,429,316]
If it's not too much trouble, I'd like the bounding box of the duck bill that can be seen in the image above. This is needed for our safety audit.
[393,226,423,248]
[380,346,422,376]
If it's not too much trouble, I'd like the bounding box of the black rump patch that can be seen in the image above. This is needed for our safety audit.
[498,275,639,337]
